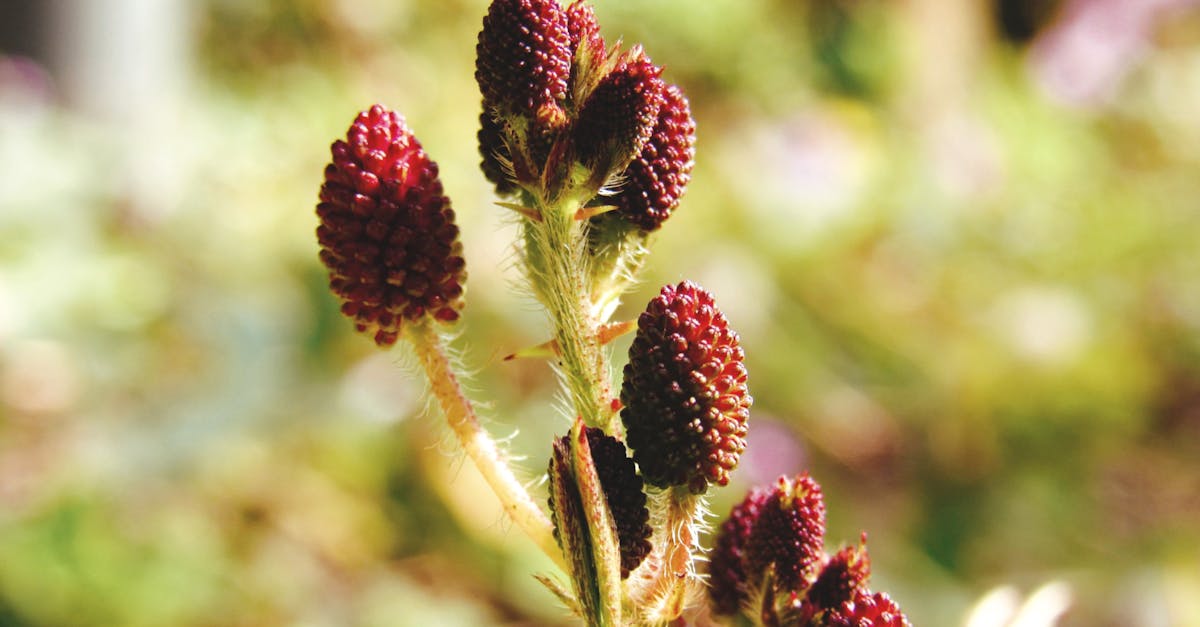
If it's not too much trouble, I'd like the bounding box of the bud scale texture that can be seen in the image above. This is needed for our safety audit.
[475,0,571,128]
[620,281,751,493]
[316,105,466,347]
[614,84,695,231]
[548,427,652,579]
[744,473,826,593]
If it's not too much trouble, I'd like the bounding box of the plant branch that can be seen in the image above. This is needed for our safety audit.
[522,193,619,433]
[407,320,565,570]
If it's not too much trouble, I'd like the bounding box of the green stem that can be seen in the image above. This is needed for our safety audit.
[406,320,565,570]
[523,195,618,433]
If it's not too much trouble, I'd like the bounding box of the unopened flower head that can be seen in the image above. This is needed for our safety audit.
[548,427,652,579]
[476,0,572,129]
[745,473,827,593]
[614,83,695,231]
[806,541,872,613]
[565,0,606,90]
[708,486,772,616]
[316,105,466,347]
[573,49,665,177]
[620,281,751,493]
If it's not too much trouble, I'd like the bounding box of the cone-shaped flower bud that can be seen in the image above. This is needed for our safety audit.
[826,592,912,627]
[316,105,466,347]
[806,541,872,613]
[573,49,665,181]
[546,435,599,614]
[620,281,751,493]
[566,0,606,93]
[476,0,571,129]
[708,487,772,616]
[477,107,518,196]
[566,0,605,66]
[548,427,652,579]
[744,473,826,593]
[614,83,695,231]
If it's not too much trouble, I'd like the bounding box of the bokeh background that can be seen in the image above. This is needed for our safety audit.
[2,0,1200,625]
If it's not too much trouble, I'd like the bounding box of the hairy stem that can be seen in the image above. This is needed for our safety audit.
[635,487,705,623]
[407,320,564,570]
[523,194,618,433]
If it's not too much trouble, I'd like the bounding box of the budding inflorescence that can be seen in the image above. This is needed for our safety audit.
[708,474,911,626]
[314,2,908,625]
[317,105,466,347]
[621,281,751,494]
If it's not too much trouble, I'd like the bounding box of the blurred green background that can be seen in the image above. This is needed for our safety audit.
[2,0,1199,625]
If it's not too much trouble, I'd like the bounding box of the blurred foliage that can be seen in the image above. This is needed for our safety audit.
[2,0,1200,625]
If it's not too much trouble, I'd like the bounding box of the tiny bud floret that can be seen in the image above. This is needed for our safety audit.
[316,105,466,347]
[620,281,751,493]
[615,83,695,231]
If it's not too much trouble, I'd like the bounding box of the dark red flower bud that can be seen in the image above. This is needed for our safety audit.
[566,0,605,64]
[475,0,571,129]
[316,105,466,347]
[745,473,826,593]
[573,50,665,178]
[620,281,751,493]
[708,487,772,616]
[614,83,695,231]
[806,541,871,612]
[477,107,518,196]
[826,592,912,627]
[548,427,652,579]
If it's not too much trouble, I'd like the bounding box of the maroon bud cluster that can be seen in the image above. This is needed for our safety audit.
[708,474,910,625]
[548,427,652,579]
[475,0,696,223]
[620,281,751,494]
[573,50,665,176]
[614,84,696,231]
[316,105,466,347]
[475,0,572,129]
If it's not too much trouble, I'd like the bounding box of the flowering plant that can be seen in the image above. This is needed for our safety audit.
[313,1,909,625]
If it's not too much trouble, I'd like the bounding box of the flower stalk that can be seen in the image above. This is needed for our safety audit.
[406,319,564,569]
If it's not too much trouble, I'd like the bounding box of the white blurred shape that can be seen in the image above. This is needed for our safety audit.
[731,110,873,246]
[965,585,1020,627]
[965,581,1074,627]
[991,286,1092,366]
[1010,581,1073,627]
